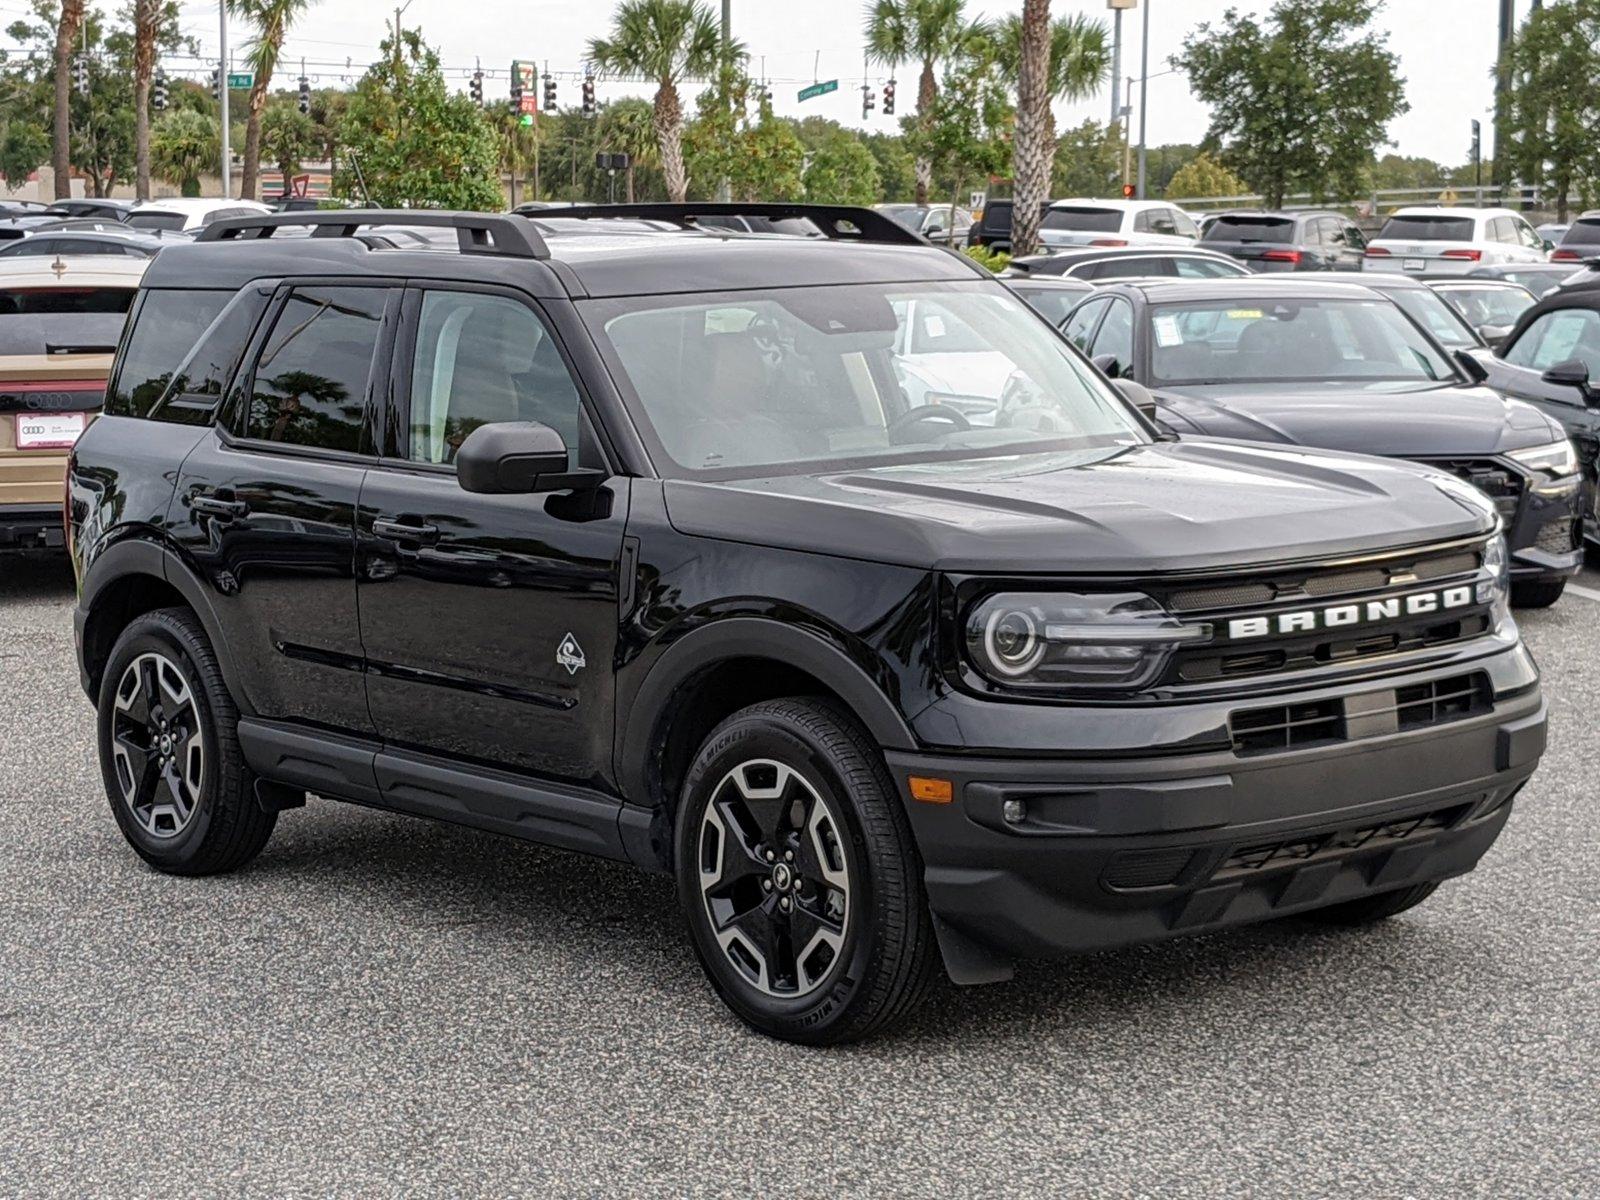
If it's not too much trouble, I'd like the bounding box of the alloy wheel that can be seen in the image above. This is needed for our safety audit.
[110,652,206,840]
[697,758,853,998]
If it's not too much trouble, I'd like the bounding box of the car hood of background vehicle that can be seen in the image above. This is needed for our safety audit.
[662,439,1494,574]
[1152,380,1562,457]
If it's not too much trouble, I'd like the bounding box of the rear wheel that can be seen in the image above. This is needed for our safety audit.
[1301,882,1439,926]
[675,698,937,1044]
[1511,579,1566,609]
[97,608,275,875]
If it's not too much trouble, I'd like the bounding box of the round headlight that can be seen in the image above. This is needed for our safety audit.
[983,606,1046,677]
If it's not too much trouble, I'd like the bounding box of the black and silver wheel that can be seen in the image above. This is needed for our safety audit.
[97,607,276,875]
[676,698,937,1044]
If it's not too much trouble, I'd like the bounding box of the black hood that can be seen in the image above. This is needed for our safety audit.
[662,440,1496,574]
[1152,380,1564,457]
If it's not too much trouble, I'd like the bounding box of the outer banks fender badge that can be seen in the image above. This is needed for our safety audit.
[556,633,587,676]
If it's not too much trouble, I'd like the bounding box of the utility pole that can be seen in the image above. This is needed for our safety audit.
[1108,0,1136,129]
[218,0,230,199]
[1135,0,1150,198]
[717,0,732,203]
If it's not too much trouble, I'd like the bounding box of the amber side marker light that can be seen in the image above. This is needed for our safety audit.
[908,776,953,804]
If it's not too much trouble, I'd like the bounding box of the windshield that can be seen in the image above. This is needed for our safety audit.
[1438,286,1534,330]
[1377,215,1475,241]
[1042,207,1124,233]
[1204,216,1296,243]
[1009,285,1084,327]
[877,206,926,231]
[1148,297,1457,385]
[1561,219,1600,248]
[1379,287,1477,349]
[584,281,1144,478]
[125,212,187,232]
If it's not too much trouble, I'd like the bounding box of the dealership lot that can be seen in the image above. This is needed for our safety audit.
[2,554,1597,1197]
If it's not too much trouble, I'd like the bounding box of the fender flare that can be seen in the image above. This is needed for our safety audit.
[616,616,918,805]
[79,538,252,713]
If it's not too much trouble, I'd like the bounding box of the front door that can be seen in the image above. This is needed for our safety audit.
[355,285,629,790]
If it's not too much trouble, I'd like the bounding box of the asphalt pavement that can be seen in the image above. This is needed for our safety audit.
[2,554,1597,1198]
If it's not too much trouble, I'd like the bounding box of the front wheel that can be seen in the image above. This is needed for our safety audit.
[675,698,938,1045]
[1511,579,1566,609]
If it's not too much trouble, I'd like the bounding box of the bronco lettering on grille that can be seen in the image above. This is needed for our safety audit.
[1225,586,1476,642]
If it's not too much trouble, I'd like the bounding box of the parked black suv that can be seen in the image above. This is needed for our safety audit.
[69,205,1546,1044]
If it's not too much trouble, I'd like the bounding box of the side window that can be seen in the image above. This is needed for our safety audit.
[1062,296,1111,350]
[407,290,583,467]
[104,289,234,418]
[1132,209,1152,233]
[1503,309,1600,375]
[1171,209,1199,239]
[1148,210,1179,236]
[1090,298,1135,373]
[1516,220,1543,250]
[244,286,388,452]
[1094,256,1175,280]
[1175,256,1236,278]
[1488,217,1514,244]
[156,287,273,424]
[1343,222,1366,249]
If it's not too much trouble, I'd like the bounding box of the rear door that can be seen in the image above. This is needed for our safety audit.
[355,284,630,788]
[169,282,396,735]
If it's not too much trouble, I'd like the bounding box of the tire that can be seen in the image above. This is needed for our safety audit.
[675,698,938,1045]
[1301,882,1439,926]
[1511,579,1566,609]
[96,607,275,875]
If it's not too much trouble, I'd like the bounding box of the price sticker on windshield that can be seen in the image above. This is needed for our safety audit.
[15,411,87,449]
[1153,315,1184,347]
[1227,309,1264,320]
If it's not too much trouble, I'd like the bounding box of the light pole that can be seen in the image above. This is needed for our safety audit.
[1135,0,1150,199]
[716,0,732,203]
[1108,0,1137,130]
[218,0,230,199]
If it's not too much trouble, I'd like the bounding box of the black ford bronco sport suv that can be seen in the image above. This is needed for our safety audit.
[69,205,1547,1044]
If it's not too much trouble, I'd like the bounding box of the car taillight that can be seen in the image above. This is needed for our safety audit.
[1364,246,1391,256]
[1442,249,1483,261]
[1552,247,1580,261]
[1090,238,1128,247]
[1261,249,1302,263]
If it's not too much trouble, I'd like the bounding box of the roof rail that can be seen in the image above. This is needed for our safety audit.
[535,202,927,247]
[196,210,549,258]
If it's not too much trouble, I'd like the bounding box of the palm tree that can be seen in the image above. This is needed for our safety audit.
[151,109,221,197]
[601,97,659,202]
[51,0,87,199]
[863,0,971,206]
[588,0,734,203]
[230,0,317,200]
[133,0,161,201]
[991,10,1109,256]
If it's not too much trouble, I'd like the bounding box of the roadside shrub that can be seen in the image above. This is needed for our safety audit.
[964,245,1011,273]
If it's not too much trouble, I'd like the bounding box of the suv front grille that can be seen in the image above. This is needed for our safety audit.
[1215,802,1472,879]
[1230,671,1490,756]
[1535,517,1579,555]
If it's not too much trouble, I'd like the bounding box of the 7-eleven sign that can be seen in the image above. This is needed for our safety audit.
[515,61,538,117]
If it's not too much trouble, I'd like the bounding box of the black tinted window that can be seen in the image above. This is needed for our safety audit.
[124,212,186,232]
[1562,219,1600,247]
[0,287,133,316]
[1205,217,1295,242]
[245,287,387,452]
[104,290,231,417]
[1377,215,1475,241]
[1043,207,1123,232]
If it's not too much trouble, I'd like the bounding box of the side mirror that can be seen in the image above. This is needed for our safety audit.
[456,421,578,494]
[1091,352,1123,379]
[1477,324,1512,351]
[1454,348,1490,384]
[1540,358,1599,403]
[1111,378,1160,422]
[1543,238,1556,253]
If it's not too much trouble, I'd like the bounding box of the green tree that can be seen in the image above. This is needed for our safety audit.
[1175,0,1407,208]
[863,0,973,205]
[1051,119,1122,196]
[911,35,1012,226]
[259,100,317,190]
[0,124,51,189]
[151,109,220,196]
[589,0,733,203]
[230,0,318,200]
[863,132,917,201]
[1368,152,1445,191]
[1506,0,1600,220]
[803,131,882,205]
[1164,151,1248,199]
[600,97,659,202]
[335,29,502,210]
[684,66,805,201]
[990,8,1109,254]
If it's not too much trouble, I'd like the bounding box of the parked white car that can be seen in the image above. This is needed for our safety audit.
[123,198,273,234]
[1362,206,1549,275]
[1037,199,1200,251]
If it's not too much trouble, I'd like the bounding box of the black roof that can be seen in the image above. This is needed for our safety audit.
[144,205,986,298]
[1095,276,1383,303]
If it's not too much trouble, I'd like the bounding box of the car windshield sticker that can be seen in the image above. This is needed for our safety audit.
[1154,314,1184,346]
[1227,309,1264,320]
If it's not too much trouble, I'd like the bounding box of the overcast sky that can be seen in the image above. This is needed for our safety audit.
[55,0,1536,163]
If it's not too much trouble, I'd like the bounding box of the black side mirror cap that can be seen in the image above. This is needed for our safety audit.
[456,421,593,494]
[1092,353,1122,379]
[1541,358,1600,404]
[1111,377,1161,422]
[1454,348,1490,384]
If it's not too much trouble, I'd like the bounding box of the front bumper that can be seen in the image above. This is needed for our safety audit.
[0,504,64,552]
[888,646,1545,984]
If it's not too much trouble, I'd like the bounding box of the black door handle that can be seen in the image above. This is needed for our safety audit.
[189,492,249,520]
[372,517,440,544]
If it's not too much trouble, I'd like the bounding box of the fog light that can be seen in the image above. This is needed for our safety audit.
[1002,798,1027,825]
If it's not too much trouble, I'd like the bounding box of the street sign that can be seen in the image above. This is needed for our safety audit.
[513,61,538,117]
[227,72,253,89]
[797,79,839,103]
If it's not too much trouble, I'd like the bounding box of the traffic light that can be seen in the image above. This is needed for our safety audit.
[298,75,311,115]
[582,74,595,115]
[509,63,523,116]
[882,78,895,116]
[543,74,557,112]
[152,69,168,112]
[210,66,221,101]
[861,85,875,121]
[73,56,90,98]
[1121,182,1136,199]
[470,70,484,107]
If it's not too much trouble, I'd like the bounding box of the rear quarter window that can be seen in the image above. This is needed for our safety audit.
[104,289,235,419]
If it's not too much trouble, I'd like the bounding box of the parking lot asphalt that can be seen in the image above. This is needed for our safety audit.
[2,554,1597,1198]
